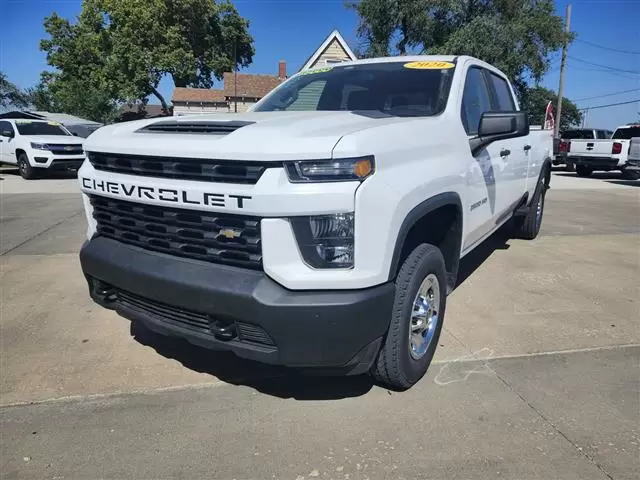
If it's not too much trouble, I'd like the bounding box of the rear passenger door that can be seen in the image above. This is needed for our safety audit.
[485,71,528,209]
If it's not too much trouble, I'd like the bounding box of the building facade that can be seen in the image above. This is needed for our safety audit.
[171,30,357,116]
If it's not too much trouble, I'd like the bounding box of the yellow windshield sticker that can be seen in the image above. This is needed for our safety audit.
[14,119,32,123]
[403,61,455,70]
[298,66,332,76]
[47,121,60,126]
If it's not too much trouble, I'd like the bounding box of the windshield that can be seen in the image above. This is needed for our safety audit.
[612,126,640,139]
[15,121,71,136]
[254,61,456,117]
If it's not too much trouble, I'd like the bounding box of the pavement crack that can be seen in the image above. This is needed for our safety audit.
[0,211,82,256]
[492,370,615,480]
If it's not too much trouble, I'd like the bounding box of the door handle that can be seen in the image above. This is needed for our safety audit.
[523,144,531,151]
[500,148,511,157]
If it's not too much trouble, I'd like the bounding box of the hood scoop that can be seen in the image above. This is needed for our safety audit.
[138,120,255,134]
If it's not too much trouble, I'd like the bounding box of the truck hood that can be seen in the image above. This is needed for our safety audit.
[27,135,84,145]
[84,111,414,161]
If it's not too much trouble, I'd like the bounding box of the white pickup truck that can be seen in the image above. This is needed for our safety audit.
[78,56,552,389]
[0,118,86,179]
[565,124,640,179]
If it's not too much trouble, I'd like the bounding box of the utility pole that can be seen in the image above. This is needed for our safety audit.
[582,108,589,128]
[555,3,572,137]
[233,39,238,113]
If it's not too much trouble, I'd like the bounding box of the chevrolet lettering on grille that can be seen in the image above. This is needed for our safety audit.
[81,177,252,209]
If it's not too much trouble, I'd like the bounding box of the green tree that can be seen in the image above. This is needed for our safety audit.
[520,86,582,131]
[347,0,571,97]
[40,0,254,113]
[0,72,29,109]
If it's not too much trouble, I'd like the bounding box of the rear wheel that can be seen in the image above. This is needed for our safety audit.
[18,153,38,180]
[576,165,592,177]
[371,243,447,390]
[513,168,548,240]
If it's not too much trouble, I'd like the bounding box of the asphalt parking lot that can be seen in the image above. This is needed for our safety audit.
[1,168,638,479]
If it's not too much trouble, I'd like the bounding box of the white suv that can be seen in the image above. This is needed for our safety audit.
[0,118,86,179]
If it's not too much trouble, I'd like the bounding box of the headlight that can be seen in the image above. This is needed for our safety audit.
[30,142,50,150]
[291,213,354,268]
[284,156,374,182]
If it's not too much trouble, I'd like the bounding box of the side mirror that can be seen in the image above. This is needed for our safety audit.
[1,130,14,138]
[469,111,529,155]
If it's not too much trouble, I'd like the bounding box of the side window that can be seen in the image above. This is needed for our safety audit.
[488,73,516,111]
[0,121,14,136]
[461,68,492,135]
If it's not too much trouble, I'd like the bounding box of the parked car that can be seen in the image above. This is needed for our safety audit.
[0,118,86,179]
[77,55,552,389]
[565,124,640,179]
[624,137,640,175]
[554,128,613,169]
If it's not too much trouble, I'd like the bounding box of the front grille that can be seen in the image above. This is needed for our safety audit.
[115,289,276,347]
[118,290,212,333]
[90,195,262,269]
[87,152,266,184]
[49,144,84,155]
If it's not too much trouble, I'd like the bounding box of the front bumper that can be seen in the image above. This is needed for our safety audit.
[80,237,394,372]
[31,152,85,170]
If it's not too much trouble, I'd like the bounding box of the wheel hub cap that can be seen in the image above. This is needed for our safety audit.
[409,274,440,360]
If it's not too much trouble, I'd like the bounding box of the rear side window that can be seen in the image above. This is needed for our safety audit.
[461,68,492,135]
[562,130,595,139]
[488,73,515,111]
[612,126,640,139]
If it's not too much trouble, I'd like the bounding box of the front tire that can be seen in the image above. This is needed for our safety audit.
[371,243,447,390]
[576,165,592,177]
[18,153,37,180]
[621,168,640,180]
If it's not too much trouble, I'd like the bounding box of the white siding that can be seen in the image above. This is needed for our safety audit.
[173,104,229,116]
[310,39,352,69]
[228,100,258,113]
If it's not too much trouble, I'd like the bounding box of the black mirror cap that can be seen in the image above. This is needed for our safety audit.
[470,111,529,155]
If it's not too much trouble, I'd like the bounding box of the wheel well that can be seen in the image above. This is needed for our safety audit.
[392,203,462,293]
[15,148,26,159]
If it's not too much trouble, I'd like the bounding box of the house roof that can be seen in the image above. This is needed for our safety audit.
[223,73,284,99]
[172,87,227,104]
[299,29,357,71]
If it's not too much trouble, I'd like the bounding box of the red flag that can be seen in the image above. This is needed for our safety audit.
[544,101,555,130]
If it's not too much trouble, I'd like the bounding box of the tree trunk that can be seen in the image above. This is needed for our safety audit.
[150,85,169,114]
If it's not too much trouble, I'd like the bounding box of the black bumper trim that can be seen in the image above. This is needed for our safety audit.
[80,237,394,370]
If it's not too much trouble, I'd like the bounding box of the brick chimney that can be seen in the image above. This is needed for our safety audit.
[278,60,287,79]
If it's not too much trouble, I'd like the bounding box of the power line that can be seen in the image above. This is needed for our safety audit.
[578,98,640,111]
[568,56,640,74]
[574,87,640,102]
[575,39,640,55]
